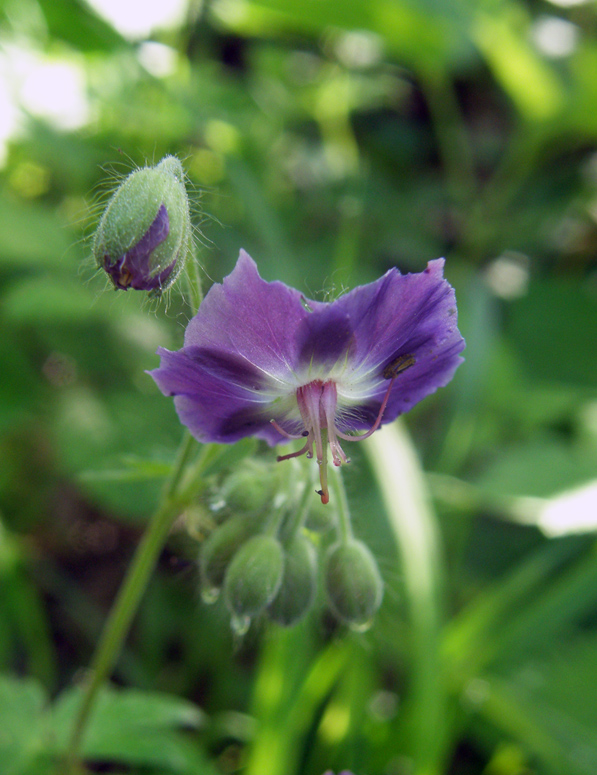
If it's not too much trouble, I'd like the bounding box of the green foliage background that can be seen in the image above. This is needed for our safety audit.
[0,0,596,773]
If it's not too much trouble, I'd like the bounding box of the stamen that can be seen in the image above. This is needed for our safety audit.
[383,353,415,379]
[321,382,348,466]
[270,419,305,440]
[297,382,325,463]
[277,437,312,462]
[336,375,396,443]
[318,429,330,504]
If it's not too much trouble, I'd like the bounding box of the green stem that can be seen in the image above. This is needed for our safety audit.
[165,430,199,499]
[184,248,203,313]
[64,433,207,772]
[278,477,313,544]
[365,422,448,775]
[328,466,353,544]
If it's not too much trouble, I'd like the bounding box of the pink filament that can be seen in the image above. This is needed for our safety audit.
[271,376,395,504]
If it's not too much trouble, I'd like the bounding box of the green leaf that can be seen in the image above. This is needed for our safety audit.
[474,438,597,499]
[480,634,597,775]
[471,9,563,122]
[0,675,49,775]
[213,0,468,70]
[2,275,103,325]
[0,525,57,687]
[79,455,174,484]
[52,388,182,519]
[507,278,597,387]
[0,195,76,269]
[52,685,213,773]
[36,0,126,51]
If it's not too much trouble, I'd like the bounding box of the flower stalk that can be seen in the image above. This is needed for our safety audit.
[64,432,211,772]
[65,227,205,770]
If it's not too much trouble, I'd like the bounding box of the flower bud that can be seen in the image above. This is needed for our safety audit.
[94,156,191,294]
[324,540,383,630]
[268,534,317,627]
[304,496,337,534]
[224,535,284,622]
[219,460,279,518]
[200,516,254,603]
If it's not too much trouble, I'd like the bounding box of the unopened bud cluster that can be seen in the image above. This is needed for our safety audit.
[94,156,192,295]
[199,460,383,634]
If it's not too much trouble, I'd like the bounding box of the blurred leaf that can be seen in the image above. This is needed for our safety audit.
[200,437,259,477]
[481,634,597,774]
[0,194,75,269]
[0,523,57,687]
[0,326,40,432]
[444,536,592,676]
[52,388,181,519]
[79,455,174,483]
[0,675,48,775]
[366,423,449,773]
[212,0,469,69]
[52,684,213,773]
[487,544,597,666]
[36,0,126,52]
[472,9,563,122]
[2,275,103,325]
[507,277,597,387]
[564,40,597,137]
[474,438,597,500]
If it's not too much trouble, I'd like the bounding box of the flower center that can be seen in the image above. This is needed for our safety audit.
[273,380,346,505]
[271,363,407,504]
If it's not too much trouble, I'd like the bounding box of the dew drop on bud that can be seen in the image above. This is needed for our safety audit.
[230,614,251,636]
[348,618,374,633]
[201,585,220,605]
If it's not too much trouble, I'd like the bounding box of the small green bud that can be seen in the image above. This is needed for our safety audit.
[200,516,254,603]
[224,535,284,622]
[94,156,191,294]
[218,460,278,518]
[304,496,337,534]
[268,534,317,627]
[324,540,383,630]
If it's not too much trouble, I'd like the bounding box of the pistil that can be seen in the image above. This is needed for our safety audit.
[271,368,407,504]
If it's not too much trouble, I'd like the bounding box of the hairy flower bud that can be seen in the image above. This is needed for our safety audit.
[324,540,383,630]
[94,156,191,294]
[268,534,318,626]
[219,460,279,518]
[199,516,254,603]
[224,535,284,626]
[304,497,337,534]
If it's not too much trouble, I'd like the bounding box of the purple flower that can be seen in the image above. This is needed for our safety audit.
[150,251,464,503]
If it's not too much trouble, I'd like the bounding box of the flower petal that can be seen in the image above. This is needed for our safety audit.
[184,250,309,383]
[332,259,464,426]
[296,305,355,374]
[149,347,284,444]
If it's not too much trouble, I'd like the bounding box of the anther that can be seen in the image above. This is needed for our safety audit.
[383,353,415,379]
